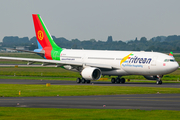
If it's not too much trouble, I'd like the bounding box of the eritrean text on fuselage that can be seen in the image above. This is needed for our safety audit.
[129,56,152,64]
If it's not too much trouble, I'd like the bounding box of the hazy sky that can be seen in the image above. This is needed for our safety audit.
[0,0,180,42]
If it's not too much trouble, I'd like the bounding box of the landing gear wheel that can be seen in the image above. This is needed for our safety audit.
[87,80,91,84]
[111,78,116,83]
[81,78,86,84]
[116,78,121,83]
[156,80,162,85]
[76,78,81,84]
[121,78,125,84]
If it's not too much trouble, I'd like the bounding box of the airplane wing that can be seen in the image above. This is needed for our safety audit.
[0,56,112,69]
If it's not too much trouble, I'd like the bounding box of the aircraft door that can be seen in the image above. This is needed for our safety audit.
[82,54,86,63]
[151,56,158,66]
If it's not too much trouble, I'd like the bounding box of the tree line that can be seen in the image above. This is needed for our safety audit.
[1,35,180,53]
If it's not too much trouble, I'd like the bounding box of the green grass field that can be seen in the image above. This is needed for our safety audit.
[0,107,180,120]
[0,67,179,81]
[0,84,180,97]
[0,67,80,78]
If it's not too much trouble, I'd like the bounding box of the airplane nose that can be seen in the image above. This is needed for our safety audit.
[175,61,179,69]
[167,61,179,73]
[172,61,179,71]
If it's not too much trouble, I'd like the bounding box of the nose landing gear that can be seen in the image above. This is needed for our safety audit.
[156,75,163,85]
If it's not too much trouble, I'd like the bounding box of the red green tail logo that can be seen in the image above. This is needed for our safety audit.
[32,14,62,60]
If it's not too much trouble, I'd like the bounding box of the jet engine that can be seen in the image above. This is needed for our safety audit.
[144,75,163,80]
[81,67,101,80]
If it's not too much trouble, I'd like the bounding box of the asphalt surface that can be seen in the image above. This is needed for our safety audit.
[0,94,180,110]
[0,79,180,88]
[0,79,180,110]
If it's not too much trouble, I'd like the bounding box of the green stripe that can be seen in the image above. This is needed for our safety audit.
[51,49,62,60]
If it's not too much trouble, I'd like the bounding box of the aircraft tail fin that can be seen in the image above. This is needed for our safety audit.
[32,14,61,50]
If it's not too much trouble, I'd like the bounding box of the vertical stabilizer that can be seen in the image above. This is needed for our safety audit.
[32,14,61,50]
[32,14,62,60]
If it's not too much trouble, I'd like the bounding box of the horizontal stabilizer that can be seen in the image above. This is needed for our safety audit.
[7,48,45,58]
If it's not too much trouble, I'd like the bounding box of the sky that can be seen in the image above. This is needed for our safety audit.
[0,0,180,42]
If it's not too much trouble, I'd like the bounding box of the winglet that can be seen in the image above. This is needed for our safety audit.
[169,52,173,57]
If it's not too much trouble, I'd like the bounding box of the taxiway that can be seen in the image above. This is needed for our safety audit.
[0,94,180,110]
[0,79,180,88]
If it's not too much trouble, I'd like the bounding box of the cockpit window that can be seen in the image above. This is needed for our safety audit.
[164,59,175,62]
[170,59,175,62]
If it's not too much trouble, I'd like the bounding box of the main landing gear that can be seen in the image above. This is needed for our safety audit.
[156,80,162,85]
[111,77,125,84]
[76,78,91,84]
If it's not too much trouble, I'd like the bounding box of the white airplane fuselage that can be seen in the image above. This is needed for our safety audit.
[60,49,179,76]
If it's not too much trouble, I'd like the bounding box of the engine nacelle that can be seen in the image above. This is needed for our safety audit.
[81,67,101,80]
[144,75,163,80]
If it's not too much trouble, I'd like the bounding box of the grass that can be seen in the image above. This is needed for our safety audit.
[0,107,180,120]
[0,84,180,97]
[0,66,180,81]
[0,67,81,78]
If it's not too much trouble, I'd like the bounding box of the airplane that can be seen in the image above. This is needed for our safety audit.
[0,14,179,85]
